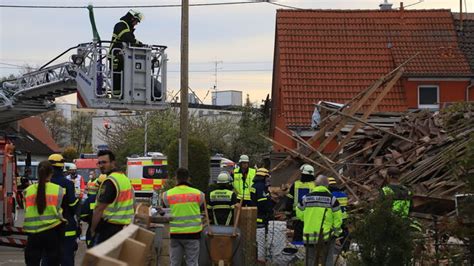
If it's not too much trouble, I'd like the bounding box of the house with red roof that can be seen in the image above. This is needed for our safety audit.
[270,8,474,157]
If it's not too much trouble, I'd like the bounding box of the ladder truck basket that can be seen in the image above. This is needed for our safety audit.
[75,42,168,110]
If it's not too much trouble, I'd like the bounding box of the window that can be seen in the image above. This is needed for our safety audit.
[418,86,439,109]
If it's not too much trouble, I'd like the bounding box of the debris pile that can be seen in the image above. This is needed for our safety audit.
[340,104,473,214]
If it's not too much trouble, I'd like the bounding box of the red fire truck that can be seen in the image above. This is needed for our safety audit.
[0,135,27,247]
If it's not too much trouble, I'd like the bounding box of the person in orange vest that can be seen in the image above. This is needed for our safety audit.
[23,161,65,265]
[80,174,106,247]
[162,168,205,266]
[90,150,134,246]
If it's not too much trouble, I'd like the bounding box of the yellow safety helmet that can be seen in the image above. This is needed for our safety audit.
[328,177,337,185]
[48,154,65,167]
[256,168,270,177]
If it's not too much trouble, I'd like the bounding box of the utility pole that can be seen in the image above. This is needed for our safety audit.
[213,60,223,90]
[144,112,148,156]
[179,0,189,168]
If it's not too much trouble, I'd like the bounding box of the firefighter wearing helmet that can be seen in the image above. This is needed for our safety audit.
[108,9,144,94]
[48,154,79,266]
[206,171,237,226]
[284,163,316,243]
[232,154,256,206]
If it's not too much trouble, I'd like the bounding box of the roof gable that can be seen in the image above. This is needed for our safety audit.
[19,117,61,152]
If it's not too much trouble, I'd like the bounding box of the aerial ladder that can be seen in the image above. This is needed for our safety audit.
[0,6,168,125]
[0,6,168,247]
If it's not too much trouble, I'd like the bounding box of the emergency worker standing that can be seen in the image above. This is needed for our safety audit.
[381,167,412,217]
[23,161,65,266]
[298,175,343,266]
[328,177,349,250]
[206,172,237,226]
[80,174,106,247]
[250,168,274,227]
[66,164,85,200]
[251,167,275,263]
[163,168,204,266]
[48,154,78,266]
[90,150,134,245]
[284,164,316,242]
[232,154,256,206]
[109,9,144,94]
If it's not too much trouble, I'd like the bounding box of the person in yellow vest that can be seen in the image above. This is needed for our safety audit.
[80,174,106,247]
[232,154,256,206]
[284,164,316,243]
[90,150,134,246]
[162,168,205,266]
[23,160,65,266]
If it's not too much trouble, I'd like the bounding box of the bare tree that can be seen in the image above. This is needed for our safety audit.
[38,110,69,147]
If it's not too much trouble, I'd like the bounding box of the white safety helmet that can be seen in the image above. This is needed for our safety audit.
[238,154,250,163]
[300,164,314,176]
[128,9,144,22]
[216,172,232,184]
[68,164,77,170]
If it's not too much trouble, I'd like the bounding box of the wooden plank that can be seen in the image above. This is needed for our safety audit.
[329,69,404,159]
[239,207,257,265]
[261,134,330,172]
[317,103,413,143]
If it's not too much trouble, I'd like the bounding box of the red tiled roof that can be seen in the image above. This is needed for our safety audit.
[19,117,61,152]
[274,9,473,128]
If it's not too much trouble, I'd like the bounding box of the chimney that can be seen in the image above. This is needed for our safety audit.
[400,2,404,11]
[379,0,393,10]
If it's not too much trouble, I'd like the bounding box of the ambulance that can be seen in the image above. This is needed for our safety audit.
[126,152,168,197]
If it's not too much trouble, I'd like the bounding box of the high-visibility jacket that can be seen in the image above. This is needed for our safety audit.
[87,178,99,196]
[233,167,256,201]
[163,184,204,234]
[381,184,412,218]
[330,188,348,220]
[207,188,236,226]
[293,180,316,220]
[298,186,343,244]
[23,183,64,233]
[102,172,134,225]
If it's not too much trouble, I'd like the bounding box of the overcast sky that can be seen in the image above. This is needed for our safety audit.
[0,0,465,104]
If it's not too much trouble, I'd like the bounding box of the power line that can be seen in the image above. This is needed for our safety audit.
[0,1,266,9]
[265,1,303,9]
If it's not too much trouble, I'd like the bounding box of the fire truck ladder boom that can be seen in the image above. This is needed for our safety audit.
[0,42,168,125]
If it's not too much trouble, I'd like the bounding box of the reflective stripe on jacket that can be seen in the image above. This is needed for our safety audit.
[233,167,256,201]
[87,178,99,196]
[163,185,204,234]
[298,186,343,244]
[102,172,134,225]
[294,180,316,220]
[23,183,64,233]
[330,189,348,220]
[208,189,234,226]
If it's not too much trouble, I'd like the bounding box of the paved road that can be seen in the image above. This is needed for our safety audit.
[0,240,87,265]
[0,246,24,266]
[3,209,87,264]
